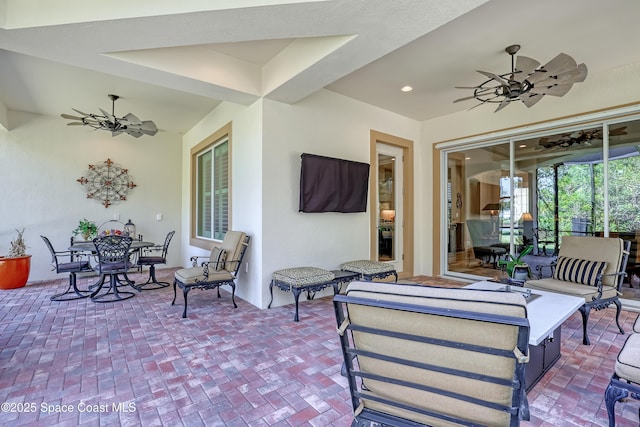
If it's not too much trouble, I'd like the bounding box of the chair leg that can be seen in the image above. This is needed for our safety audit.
[229,283,237,308]
[91,274,135,303]
[50,273,91,301]
[171,279,178,305]
[605,381,629,427]
[579,305,591,345]
[89,274,107,298]
[614,298,625,334]
[182,287,190,318]
[138,264,170,290]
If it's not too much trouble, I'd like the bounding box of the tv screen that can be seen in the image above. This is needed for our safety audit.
[299,153,370,213]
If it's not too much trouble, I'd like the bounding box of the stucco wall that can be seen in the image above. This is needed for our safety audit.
[182,89,422,310]
[0,111,183,283]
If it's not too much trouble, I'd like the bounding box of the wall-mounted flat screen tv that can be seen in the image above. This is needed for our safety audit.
[299,153,370,213]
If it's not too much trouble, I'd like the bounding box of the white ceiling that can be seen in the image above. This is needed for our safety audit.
[1,0,640,135]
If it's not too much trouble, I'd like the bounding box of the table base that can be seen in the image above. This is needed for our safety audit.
[526,327,561,391]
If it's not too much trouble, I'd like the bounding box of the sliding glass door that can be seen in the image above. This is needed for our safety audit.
[442,115,640,304]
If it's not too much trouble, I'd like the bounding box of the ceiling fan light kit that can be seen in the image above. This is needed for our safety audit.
[455,44,588,112]
[61,94,158,138]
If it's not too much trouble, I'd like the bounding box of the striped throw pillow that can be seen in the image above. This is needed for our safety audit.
[552,256,607,286]
[209,247,227,271]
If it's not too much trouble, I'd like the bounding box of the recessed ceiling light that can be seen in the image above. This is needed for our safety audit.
[401,86,413,92]
[519,144,527,148]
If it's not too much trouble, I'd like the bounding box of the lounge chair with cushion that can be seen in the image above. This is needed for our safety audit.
[334,281,530,426]
[173,231,250,318]
[525,236,630,345]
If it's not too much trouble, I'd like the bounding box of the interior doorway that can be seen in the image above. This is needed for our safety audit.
[377,145,403,269]
[370,130,414,278]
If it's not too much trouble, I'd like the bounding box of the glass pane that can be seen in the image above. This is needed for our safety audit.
[516,127,604,258]
[606,119,640,300]
[378,153,395,261]
[196,150,212,238]
[446,143,510,278]
[213,140,229,240]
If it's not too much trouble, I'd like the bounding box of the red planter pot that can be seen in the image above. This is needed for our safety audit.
[0,255,31,289]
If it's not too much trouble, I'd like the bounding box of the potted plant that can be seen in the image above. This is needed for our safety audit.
[498,245,533,279]
[73,218,97,241]
[0,228,31,289]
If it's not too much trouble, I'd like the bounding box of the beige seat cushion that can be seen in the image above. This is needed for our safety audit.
[615,333,640,383]
[525,277,618,302]
[175,266,233,285]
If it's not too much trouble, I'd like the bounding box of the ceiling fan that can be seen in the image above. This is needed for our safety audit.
[538,126,628,149]
[61,94,158,138]
[454,45,587,112]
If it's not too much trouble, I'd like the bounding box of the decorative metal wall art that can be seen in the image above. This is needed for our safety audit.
[77,158,137,208]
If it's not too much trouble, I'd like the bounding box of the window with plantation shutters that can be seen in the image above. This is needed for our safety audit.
[191,122,231,246]
[212,141,228,240]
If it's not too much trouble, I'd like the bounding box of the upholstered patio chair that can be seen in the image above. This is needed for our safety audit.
[41,235,93,301]
[136,230,175,290]
[525,236,630,345]
[334,282,530,426]
[172,231,250,318]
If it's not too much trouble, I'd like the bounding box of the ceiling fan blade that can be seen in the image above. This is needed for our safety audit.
[515,55,540,76]
[140,121,158,135]
[610,126,628,136]
[494,98,511,112]
[526,69,549,84]
[72,108,90,116]
[454,95,480,103]
[126,129,144,138]
[520,92,544,108]
[533,63,588,87]
[476,70,508,86]
[123,113,142,124]
[531,83,573,97]
[61,113,84,120]
[455,86,482,89]
[66,122,85,126]
[99,108,116,123]
[540,53,577,76]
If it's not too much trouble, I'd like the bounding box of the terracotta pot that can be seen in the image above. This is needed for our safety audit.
[0,255,31,289]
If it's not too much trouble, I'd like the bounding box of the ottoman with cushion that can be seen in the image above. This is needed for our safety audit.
[604,330,640,426]
[340,259,398,282]
[269,267,358,321]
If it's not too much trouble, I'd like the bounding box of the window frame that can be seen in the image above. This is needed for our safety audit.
[190,122,232,250]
